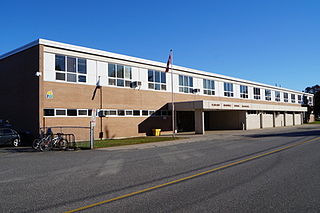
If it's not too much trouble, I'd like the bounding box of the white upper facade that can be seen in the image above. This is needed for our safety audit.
[0,39,314,105]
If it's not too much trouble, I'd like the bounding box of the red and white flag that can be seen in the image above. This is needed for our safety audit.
[165,49,173,72]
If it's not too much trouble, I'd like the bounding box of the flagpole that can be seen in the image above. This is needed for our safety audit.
[170,50,175,137]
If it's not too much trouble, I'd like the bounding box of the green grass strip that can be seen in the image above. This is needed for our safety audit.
[76,136,181,149]
[308,121,320,124]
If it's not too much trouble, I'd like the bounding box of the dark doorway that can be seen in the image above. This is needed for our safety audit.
[177,111,195,132]
[204,110,246,130]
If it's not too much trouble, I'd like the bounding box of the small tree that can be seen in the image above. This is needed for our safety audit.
[304,85,320,121]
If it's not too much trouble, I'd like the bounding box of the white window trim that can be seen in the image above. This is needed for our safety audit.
[55,55,87,84]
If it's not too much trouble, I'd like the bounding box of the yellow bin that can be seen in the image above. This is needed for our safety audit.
[152,129,161,136]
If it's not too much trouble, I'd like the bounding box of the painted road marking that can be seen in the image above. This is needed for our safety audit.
[65,136,320,213]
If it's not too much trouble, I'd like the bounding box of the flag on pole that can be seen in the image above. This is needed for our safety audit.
[165,49,173,72]
[91,76,101,100]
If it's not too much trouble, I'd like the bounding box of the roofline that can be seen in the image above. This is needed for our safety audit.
[0,39,40,60]
[0,38,313,96]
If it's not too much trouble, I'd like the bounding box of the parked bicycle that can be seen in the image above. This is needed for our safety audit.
[33,133,68,151]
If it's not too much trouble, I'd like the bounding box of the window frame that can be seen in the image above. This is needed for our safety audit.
[240,85,248,99]
[291,94,296,103]
[179,75,194,93]
[108,63,132,88]
[283,92,288,102]
[55,55,87,83]
[253,87,261,100]
[275,91,281,102]
[148,70,166,91]
[265,89,271,101]
[223,82,234,97]
[203,79,215,95]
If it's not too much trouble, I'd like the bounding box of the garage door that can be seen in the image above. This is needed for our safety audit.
[246,113,261,129]
[294,113,302,125]
[262,113,273,128]
[275,113,284,127]
[286,113,294,126]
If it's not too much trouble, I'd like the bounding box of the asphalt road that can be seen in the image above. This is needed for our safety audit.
[1,125,320,213]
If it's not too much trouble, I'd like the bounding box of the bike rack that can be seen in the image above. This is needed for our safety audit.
[55,133,76,150]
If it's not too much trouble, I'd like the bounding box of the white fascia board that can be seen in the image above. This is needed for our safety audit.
[1,38,311,96]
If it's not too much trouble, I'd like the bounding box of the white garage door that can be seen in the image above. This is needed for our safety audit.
[286,113,294,126]
[294,113,302,125]
[275,113,285,127]
[246,114,261,129]
[262,114,273,128]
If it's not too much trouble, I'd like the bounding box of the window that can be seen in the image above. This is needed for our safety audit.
[133,110,140,116]
[78,109,88,116]
[284,93,288,102]
[148,70,166,90]
[253,88,261,100]
[78,59,87,74]
[44,109,54,116]
[291,94,296,103]
[109,110,117,116]
[55,55,87,83]
[108,63,132,87]
[240,85,248,98]
[67,109,77,116]
[142,110,148,116]
[3,129,13,135]
[275,91,281,102]
[179,75,193,93]
[265,89,271,101]
[224,82,234,97]
[203,79,215,95]
[55,55,65,71]
[56,109,66,116]
[125,110,133,116]
[117,110,125,116]
[298,95,302,104]
[149,110,155,116]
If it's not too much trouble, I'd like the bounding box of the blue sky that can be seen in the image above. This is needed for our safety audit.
[1,0,319,91]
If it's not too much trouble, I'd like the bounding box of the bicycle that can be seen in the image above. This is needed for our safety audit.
[32,134,52,151]
[38,133,68,151]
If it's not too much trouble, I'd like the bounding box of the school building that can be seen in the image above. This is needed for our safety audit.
[0,39,314,140]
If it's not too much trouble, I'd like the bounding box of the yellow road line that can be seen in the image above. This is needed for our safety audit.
[65,136,320,213]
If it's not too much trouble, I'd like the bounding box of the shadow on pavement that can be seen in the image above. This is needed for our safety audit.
[0,146,35,153]
[247,129,320,138]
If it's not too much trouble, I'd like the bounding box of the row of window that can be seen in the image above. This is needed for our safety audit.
[44,109,92,117]
[99,109,171,117]
[54,55,307,103]
[44,108,171,117]
[227,83,302,103]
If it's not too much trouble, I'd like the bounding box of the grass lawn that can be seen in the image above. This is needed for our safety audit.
[308,121,320,124]
[76,136,181,149]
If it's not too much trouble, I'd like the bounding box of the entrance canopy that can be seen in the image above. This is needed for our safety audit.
[169,100,307,112]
